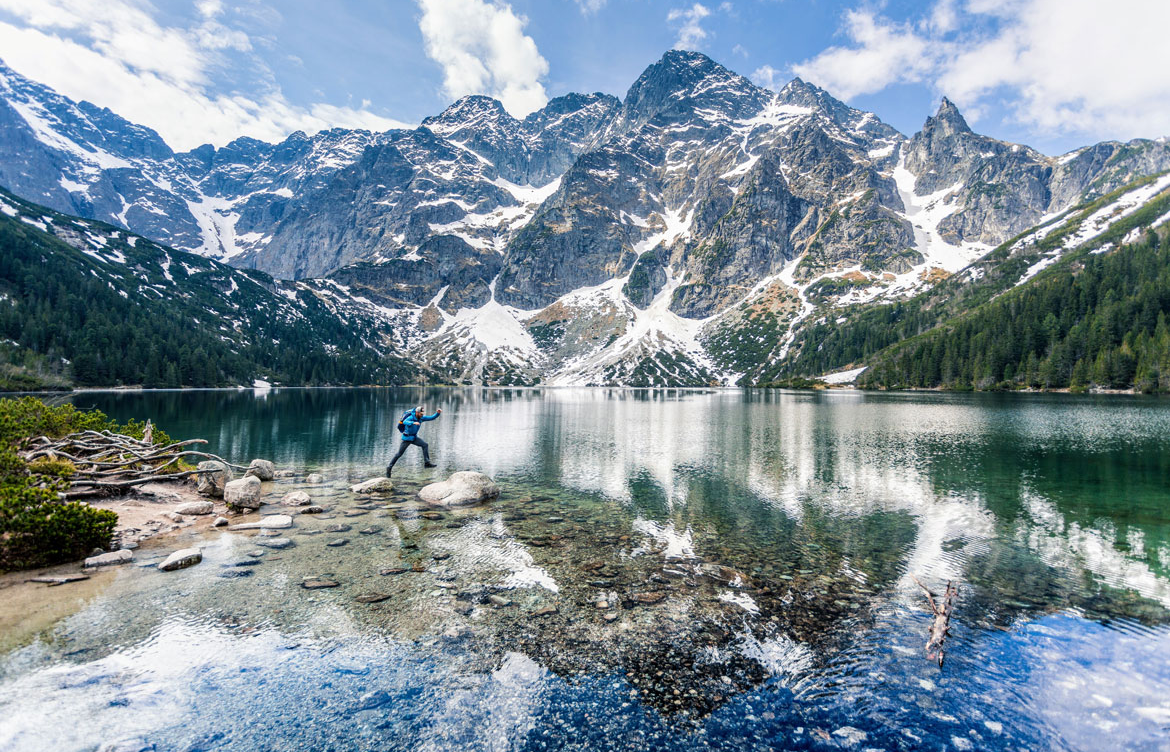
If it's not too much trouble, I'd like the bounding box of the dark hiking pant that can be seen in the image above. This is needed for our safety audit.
[388,437,430,469]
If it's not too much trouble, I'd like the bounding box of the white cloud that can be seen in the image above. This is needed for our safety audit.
[750,64,782,90]
[791,9,933,100]
[416,0,548,117]
[732,43,748,58]
[574,0,606,14]
[791,0,1170,141]
[0,0,410,150]
[667,3,711,50]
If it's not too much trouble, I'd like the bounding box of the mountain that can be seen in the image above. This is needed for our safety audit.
[2,51,1169,387]
[0,188,425,390]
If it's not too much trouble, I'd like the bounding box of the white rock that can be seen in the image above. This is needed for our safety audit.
[245,459,276,481]
[158,548,202,571]
[419,471,500,508]
[224,475,262,510]
[282,491,312,506]
[229,514,293,530]
[255,537,293,549]
[195,460,231,498]
[84,549,134,568]
[165,511,184,523]
[350,477,395,494]
[305,473,325,484]
[213,516,229,527]
[175,501,213,515]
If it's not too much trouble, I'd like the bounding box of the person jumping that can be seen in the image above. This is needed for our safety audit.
[386,405,442,477]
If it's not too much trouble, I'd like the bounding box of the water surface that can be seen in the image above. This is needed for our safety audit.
[2,388,1169,751]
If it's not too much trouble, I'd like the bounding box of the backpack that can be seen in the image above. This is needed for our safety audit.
[396,410,411,434]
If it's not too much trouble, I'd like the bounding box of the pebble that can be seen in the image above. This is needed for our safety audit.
[302,577,339,589]
[343,510,369,517]
[603,612,618,622]
[359,526,382,535]
[432,552,451,560]
[380,567,409,575]
[326,539,349,547]
[355,592,391,603]
[488,594,512,607]
[532,605,558,616]
[213,516,229,527]
[420,512,444,520]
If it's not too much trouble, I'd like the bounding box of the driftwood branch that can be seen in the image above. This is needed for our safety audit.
[911,574,958,667]
[21,429,244,499]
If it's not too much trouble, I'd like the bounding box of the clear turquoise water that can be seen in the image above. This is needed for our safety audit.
[2,387,1169,751]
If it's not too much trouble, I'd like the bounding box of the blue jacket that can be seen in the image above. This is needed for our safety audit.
[401,410,438,440]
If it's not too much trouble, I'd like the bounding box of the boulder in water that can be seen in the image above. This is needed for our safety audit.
[305,473,325,484]
[245,459,276,481]
[195,460,231,498]
[158,548,202,571]
[350,477,394,494]
[419,471,500,508]
[229,514,292,530]
[84,549,134,568]
[224,475,262,511]
[282,490,312,506]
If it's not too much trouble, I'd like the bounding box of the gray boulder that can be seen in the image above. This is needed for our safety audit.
[224,475,262,511]
[351,477,395,494]
[419,471,500,508]
[84,549,134,568]
[306,473,325,484]
[245,459,276,481]
[282,490,312,506]
[195,460,232,498]
[158,548,202,571]
[175,501,213,516]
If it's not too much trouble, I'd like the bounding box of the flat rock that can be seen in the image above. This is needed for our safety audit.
[84,549,134,568]
[229,514,293,531]
[224,475,262,510]
[327,539,349,547]
[532,605,558,616]
[29,575,90,586]
[630,591,666,605]
[255,537,293,549]
[245,459,276,481]
[358,526,382,535]
[355,592,391,603]
[282,491,312,506]
[299,505,325,514]
[302,577,339,589]
[380,567,409,575]
[418,471,500,508]
[175,501,213,516]
[218,569,252,578]
[158,548,203,571]
[350,477,394,494]
[325,523,351,533]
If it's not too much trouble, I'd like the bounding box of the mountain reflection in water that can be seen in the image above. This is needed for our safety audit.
[0,387,1165,751]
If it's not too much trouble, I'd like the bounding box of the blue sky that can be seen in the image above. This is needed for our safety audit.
[0,0,1167,155]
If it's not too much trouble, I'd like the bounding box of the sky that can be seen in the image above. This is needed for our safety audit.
[0,0,1167,156]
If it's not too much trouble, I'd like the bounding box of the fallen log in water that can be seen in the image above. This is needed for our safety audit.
[911,574,958,667]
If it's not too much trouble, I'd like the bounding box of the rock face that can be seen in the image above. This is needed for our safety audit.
[84,549,134,568]
[419,471,500,507]
[158,548,202,571]
[223,475,262,510]
[195,461,231,498]
[175,501,213,516]
[245,459,276,481]
[228,514,293,530]
[350,477,395,494]
[281,490,312,506]
[4,52,1170,389]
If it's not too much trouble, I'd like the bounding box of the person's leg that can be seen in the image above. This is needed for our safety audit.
[386,439,412,475]
[414,437,434,465]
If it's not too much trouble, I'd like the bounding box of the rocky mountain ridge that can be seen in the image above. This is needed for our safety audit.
[1,51,1169,386]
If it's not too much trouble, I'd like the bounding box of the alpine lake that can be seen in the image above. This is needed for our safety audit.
[2,387,1170,752]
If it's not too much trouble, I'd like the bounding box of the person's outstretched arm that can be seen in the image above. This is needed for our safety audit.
[422,410,441,421]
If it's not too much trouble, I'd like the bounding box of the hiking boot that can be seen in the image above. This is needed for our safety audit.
[424,462,437,469]
[385,465,393,478]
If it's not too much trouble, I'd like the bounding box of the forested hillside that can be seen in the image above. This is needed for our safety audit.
[0,189,422,390]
